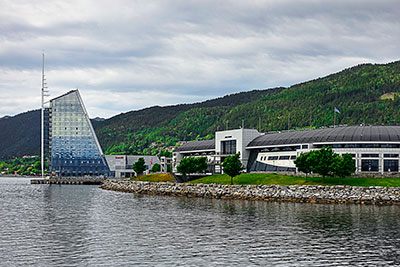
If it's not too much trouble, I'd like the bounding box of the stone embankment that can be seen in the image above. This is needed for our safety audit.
[101,179,400,205]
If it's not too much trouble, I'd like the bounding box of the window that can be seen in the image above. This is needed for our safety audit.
[382,144,400,148]
[361,154,379,158]
[290,155,297,160]
[384,154,398,158]
[279,155,290,160]
[361,159,379,172]
[268,156,278,160]
[384,160,399,172]
[302,145,308,149]
[221,140,236,155]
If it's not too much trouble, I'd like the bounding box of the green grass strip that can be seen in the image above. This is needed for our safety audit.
[189,173,400,187]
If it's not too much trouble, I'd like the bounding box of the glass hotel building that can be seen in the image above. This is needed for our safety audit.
[47,90,109,176]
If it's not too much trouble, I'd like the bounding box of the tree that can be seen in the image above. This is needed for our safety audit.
[177,157,192,181]
[177,156,208,182]
[294,147,356,179]
[193,157,208,173]
[151,163,161,173]
[133,157,146,177]
[222,153,244,185]
[332,154,356,178]
[311,147,336,178]
[294,152,312,181]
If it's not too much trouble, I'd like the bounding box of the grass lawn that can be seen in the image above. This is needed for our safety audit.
[130,173,175,182]
[189,173,400,187]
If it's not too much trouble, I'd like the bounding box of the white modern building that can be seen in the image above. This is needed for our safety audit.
[173,126,400,175]
[173,128,261,174]
[105,155,161,178]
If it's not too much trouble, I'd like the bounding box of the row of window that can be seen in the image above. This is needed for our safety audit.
[361,154,399,158]
[260,145,301,152]
[52,152,101,158]
[221,140,237,155]
[52,116,86,121]
[316,143,400,149]
[53,160,103,164]
[259,153,399,162]
[185,151,215,156]
[258,143,400,153]
[361,159,399,172]
[260,155,297,161]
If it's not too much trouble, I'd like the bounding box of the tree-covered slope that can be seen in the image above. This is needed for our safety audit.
[94,60,400,155]
[0,110,40,159]
[222,61,400,132]
[1,60,400,159]
[92,88,282,154]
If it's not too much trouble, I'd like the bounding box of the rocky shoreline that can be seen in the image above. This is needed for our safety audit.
[101,179,400,205]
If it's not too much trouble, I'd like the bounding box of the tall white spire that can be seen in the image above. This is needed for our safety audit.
[41,52,49,179]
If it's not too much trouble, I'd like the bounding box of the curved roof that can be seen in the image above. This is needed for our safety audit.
[175,139,215,152]
[247,126,400,148]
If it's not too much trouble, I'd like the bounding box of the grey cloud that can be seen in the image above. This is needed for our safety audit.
[0,0,400,117]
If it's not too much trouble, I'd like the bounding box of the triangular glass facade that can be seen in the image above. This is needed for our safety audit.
[49,90,109,176]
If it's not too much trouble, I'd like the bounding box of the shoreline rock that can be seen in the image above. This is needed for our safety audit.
[100,179,400,205]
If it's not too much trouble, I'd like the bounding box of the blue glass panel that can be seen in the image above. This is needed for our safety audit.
[49,90,109,176]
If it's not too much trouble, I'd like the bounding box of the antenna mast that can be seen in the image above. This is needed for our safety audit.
[41,52,49,179]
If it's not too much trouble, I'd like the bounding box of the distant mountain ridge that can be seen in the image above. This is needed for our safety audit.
[1,60,400,159]
[0,115,11,120]
[0,110,40,159]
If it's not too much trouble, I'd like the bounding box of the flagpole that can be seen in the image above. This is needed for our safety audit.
[41,52,45,179]
[334,108,336,128]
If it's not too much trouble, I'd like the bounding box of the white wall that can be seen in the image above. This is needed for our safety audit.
[216,128,261,169]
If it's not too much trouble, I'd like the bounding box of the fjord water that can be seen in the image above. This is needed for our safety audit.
[1,177,400,266]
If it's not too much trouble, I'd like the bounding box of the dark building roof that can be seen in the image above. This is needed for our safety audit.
[247,126,400,148]
[175,139,215,152]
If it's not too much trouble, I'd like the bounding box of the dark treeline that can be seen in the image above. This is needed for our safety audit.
[0,110,40,159]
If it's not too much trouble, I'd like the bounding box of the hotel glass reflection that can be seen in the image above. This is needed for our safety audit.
[48,90,109,176]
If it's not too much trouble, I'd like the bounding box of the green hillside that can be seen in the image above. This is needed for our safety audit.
[1,60,400,159]
[92,88,283,154]
[93,60,400,155]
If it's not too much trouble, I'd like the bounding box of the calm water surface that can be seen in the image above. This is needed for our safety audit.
[0,177,400,266]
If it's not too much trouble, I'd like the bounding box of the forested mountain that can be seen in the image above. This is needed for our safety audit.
[0,110,40,159]
[1,60,400,159]
[94,60,400,155]
[92,88,282,154]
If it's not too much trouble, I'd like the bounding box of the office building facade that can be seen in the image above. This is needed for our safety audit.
[173,126,400,175]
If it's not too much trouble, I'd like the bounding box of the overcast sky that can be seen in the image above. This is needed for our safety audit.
[1,0,399,118]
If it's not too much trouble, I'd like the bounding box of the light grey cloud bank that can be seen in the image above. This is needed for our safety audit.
[1,0,399,118]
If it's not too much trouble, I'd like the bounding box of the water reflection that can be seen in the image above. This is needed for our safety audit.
[0,177,400,266]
